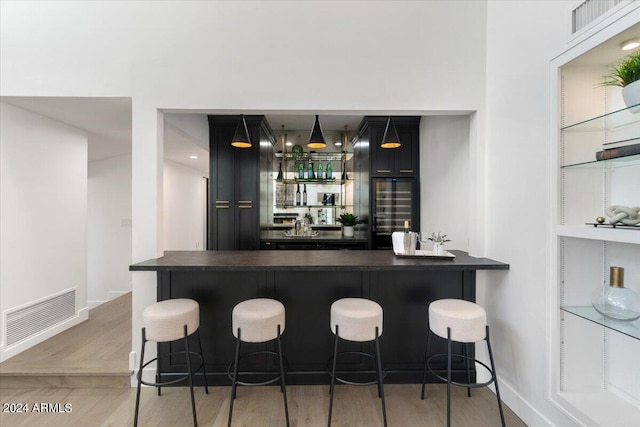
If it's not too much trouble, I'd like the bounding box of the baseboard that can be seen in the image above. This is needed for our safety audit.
[0,307,89,363]
[88,292,129,310]
[108,290,129,301]
[496,376,557,427]
[87,300,106,310]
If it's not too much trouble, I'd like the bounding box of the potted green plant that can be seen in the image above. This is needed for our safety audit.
[336,213,365,237]
[600,49,640,108]
[428,232,451,255]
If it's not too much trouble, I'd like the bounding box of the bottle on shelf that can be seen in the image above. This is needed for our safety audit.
[303,184,307,206]
[298,162,304,179]
[317,161,324,180]
[276,162,283,181]
[307,162,314,179]
[326,161,333,179]
[295,183,301,206]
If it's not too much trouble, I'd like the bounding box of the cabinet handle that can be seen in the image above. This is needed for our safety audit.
[376,169,391,173]
[215,206,230,209]
[238,205,253,209]
[215,200,230,204]
[238,200,252,204]
[399,169,414,173]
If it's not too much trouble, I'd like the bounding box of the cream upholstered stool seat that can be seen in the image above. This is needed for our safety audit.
[421,299,505,427]
[328,298,387,427]
[134,299,208,427]
[228,298,289,427]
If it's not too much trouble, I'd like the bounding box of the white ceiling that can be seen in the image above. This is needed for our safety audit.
[0,96,366,175]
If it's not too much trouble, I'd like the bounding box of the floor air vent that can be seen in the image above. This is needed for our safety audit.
[572,0,623,33]
[6,289,76,346]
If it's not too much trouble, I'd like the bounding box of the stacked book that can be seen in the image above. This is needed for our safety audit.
[595,141,640,161]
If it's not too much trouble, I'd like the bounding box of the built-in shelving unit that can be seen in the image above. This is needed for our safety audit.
[272,150,353,226]
[550,13,640,426]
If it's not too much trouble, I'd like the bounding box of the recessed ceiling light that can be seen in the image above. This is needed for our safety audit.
[620,38,640,51]
[189,155,198,160]
[334,141,342,146]
[285,141,293,146]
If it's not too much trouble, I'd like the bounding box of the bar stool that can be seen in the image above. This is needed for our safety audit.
[228,298,289,427]
[420,299,505,427]
[134,298,209,427]
[328,298,387,427]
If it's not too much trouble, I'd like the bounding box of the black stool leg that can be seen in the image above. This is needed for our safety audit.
[183,325,197,427]
[374,327,387,427]
[328,325,339,427]
[465,342,472,397]
[133,328,147,427]
[486,326,506,427]
[446,327,452,427]
[196,328,209,394]
[420,329,431,400]
[276,324,290,427]
[228,328,242,427]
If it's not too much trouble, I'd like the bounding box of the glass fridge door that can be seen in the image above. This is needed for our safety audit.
[372,178,416,249]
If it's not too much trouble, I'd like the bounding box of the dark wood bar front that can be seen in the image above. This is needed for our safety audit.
[130,250,509,385]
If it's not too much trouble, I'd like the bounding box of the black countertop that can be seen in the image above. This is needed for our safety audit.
[130,250,509,272]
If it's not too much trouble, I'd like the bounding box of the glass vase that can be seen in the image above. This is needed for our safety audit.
[591,266,640,322]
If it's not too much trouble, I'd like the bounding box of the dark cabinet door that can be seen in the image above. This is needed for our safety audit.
[370,123,393,175]
[209,116,270,250]
[394,124,418,175]
[235,124,260,250]
[370,116,420,176]
[209,122,236,250]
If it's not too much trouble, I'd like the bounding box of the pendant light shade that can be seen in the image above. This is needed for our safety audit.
[231,114,252,148]
[307,115,327,149]
[380,116,401,149]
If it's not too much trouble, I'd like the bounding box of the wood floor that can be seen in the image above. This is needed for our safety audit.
[0,293,132,388]
[0,293,527,426]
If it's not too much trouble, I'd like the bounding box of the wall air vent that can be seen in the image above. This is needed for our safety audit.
[572,0,623,34]
[5,289,76,346]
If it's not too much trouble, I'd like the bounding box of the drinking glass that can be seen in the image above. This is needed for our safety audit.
[418,232,430,251]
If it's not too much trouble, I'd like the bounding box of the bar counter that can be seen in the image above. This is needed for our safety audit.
[130,250,508,385]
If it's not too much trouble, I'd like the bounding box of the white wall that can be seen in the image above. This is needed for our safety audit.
[482,1,577,426]
[163,160,205,251]
[87,153,132,308]
[420,116,470,252]
[0,102,88,361]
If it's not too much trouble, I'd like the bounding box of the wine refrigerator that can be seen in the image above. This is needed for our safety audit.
[371,177,419,249]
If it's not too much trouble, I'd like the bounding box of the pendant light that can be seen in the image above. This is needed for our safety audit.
[380,116,401,149]
[231,114,251,148]
[307,114,327,149]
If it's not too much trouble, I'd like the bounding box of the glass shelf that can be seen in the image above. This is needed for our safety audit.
[276,178,348,184]
[561,306,640,340]
[275,151,353,161]
[276,204,352,209]
[560,152,640,169]
[561,103,640,132]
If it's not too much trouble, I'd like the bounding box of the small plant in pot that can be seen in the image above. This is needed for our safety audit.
[428,232,451,255]
[336,213,365,237]
[600,49,640,108]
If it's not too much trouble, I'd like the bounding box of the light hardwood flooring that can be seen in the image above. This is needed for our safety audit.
[1,383,526,426]
[0,293,132,388]
[0,292,527,426]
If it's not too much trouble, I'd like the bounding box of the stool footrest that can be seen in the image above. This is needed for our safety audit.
[327,351,387,386]
[137,350,205,388]
[426,353,495,388]
[227,350,288,387]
